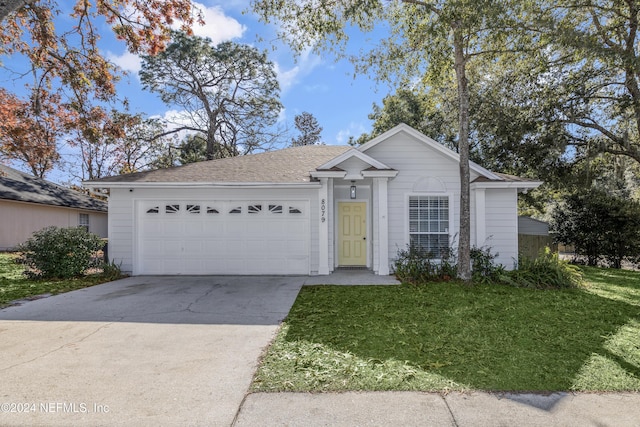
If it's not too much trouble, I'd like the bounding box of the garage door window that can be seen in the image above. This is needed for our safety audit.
[187,204,200,214]
[289,206,303,214]
[269,204,282,214]
[166,204,180,214]
[229,206,242,214]
[248,204,262,214]
[206,206,219,214]
[147,206,159,214]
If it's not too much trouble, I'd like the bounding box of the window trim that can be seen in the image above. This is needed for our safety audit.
[79,213,90,231]
[405,193,454,259]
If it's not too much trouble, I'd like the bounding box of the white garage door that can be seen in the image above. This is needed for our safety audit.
[136,200,310,275]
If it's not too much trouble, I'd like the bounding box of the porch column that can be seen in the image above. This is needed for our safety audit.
[375,177,390,275]
[475,188,486,247]
[318,178,330,275]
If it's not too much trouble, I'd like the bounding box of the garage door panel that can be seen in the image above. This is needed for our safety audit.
[137,200,309,275]
[203,241,226,256]
[162,223,184,238]
[163,240,183,254]
[202,222,224,236]
[183,241,204,256]
[184,222,204,236]
[287,222,308,234]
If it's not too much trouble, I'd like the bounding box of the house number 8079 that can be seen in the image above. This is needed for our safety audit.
[321,199,326,223]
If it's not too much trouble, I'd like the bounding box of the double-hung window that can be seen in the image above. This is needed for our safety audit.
[409,196,450,258]
[79,213,90,231]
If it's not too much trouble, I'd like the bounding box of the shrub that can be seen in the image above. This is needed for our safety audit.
[502,248,584,289]
[17,226,105,279]
[551,190,640,268]
[393,245,457,284]
[100,260,123,281]
[470,246,505,285]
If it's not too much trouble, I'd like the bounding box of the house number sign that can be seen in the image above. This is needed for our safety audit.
[321,199,326,223]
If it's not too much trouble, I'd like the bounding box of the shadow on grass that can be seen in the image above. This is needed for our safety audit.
[280,274,640,391]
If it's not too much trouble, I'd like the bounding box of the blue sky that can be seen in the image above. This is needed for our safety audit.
[0,1,394,183]
[105,1,388,143]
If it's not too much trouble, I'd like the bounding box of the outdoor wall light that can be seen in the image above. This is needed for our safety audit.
[350,185,357,199]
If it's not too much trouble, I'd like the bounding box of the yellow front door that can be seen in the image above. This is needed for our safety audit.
[338,202,367,266]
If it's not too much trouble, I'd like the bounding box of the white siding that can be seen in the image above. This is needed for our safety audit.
[362,133,481,268]
[484,188,519,269]
[89,212,108,239]
[107,187,318,275]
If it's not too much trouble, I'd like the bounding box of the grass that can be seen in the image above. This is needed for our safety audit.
[0,253,121,307]
[252,267,640,392]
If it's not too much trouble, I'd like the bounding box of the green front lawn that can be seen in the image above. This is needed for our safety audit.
[253,267,640,392]
[0,253,119,307]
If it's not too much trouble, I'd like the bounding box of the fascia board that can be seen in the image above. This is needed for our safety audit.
[361,170,399,178]
[471,181,543,190]
[83,181,322,190]
[309,171,347,179]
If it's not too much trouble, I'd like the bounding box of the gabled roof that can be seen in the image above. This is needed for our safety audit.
[85,145,351,186]
[358,123,502,181]
[83,124,540,190]
[316,148,394,171]
[0,165,107,212]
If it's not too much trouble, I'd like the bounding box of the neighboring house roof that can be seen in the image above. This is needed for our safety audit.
[0,165,107,212]
[86,145,351,186]
[518,216,550,236]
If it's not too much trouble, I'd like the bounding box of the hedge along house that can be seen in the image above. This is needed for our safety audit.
[84,124,541,276]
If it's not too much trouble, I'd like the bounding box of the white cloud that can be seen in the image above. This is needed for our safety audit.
[277,107,287,124]
[107,3,245,74]
[190,3,246,43]
[149,109,198,142]
[107,50,142,74]
[335,122,367,145]
[275,48,323,93]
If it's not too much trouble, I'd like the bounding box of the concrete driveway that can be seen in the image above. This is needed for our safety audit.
[0,276,303,426]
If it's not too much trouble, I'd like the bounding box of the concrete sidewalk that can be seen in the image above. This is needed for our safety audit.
[233,391,640,427]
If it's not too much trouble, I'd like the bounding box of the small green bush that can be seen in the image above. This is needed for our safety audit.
[17,226,105,279]
[100,260,123,281]
[502,248,584,289]
[470,246,506,284]
[393,245,457,284]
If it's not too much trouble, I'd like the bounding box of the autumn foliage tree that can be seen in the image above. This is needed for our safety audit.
[0,1,201,108]
[0,88,73,177]
[0,1,200,178]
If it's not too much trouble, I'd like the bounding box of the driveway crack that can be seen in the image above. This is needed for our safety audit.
[441,393,460,427]
[0,323,114,372]
[185,286,218,314]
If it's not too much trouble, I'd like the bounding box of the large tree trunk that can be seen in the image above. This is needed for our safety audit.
[453,27,472,282]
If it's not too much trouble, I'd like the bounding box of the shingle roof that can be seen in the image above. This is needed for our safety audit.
[0,165,107,212]
[86,145,352,184]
